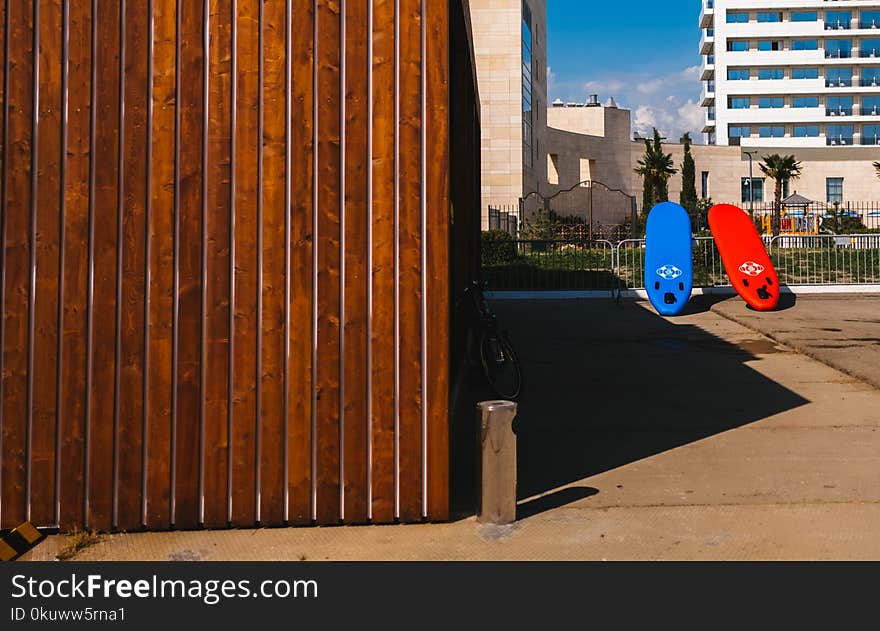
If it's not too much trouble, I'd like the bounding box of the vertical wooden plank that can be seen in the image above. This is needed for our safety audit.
[174,0,205,529]
[315,0,341,525]
[288,0,314,525]
[258,0,287,526]
[86,0,120,532]
[0,0,34,530]
[424,0,448,520]
[231,0,259,527]
[369,0,395,524]
[117,0,148,532]
[58,0,91,531]
[31,0,63,527]
[203,0,232,529]
[342,0,368,524]
[145,0,175,531]
[397,0,422,522]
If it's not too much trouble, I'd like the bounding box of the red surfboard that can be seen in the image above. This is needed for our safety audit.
[708,204,780,311]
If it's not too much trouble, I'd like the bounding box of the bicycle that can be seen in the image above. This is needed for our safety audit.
[462,280,522,400]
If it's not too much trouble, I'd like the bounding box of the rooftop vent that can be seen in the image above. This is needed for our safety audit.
[605,96,618,108]
[586,94,600,107]
[552,98,564,107]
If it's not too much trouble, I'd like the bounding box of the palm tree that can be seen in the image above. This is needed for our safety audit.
[634,128,677,218]
[874,161,880,178]
[759,154,803,236]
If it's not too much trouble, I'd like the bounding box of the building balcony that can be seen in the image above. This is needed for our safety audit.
[701,85,715,107]
[699,1,714,29]
[700,29,714,55]
[701,55,715,81]
[827,136,855,146]
[826,107,854,116]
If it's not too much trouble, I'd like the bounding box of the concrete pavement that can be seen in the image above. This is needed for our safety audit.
[22,296,880,560]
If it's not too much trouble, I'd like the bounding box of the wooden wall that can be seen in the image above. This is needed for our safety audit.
[0,0,451,531]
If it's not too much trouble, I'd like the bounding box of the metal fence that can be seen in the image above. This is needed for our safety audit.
[482,235,880,291]
[487,206,520,236]
[715,201,880,233]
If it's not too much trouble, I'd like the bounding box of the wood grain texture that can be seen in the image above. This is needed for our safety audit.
[145,0,176,530]
[87,0,121,532]
[118,0,149,531]
[342,0,369,524]
[203,0,232,529]
[314,0,342,525]
[230,0,259,527]
[0,0,34,529]
[173,0,205,530]
[31,0,64,527]
[58,0,91,530]
[397,0,423,522]
[288,0,314,525]
[369,0,395,524]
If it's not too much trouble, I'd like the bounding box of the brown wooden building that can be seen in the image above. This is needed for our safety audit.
[0,0,480,531]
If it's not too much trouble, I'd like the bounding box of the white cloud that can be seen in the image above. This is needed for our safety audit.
[552,65,706,143]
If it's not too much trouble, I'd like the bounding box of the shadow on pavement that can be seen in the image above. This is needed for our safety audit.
[450,295,809,518]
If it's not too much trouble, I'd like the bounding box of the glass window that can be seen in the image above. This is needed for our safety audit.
[861,39,880,58]
[701,171,709,199]
[826,67,853,86]
[729,97,750,109]
[825,39,853,58]
[727,40,749,52]
[729,125,751,138]
[793,40,819,51]
[827,124,854,145]
[862,67,880,87]
[759,97,784,109]
[742,177,764,203]
[758,68,784,80]
[828,96,853,115]
[863,124,880,145]
[792,11,817,22]
[758,40,782,51]
[861,10,880,29]
[794,125,820,137]
[522,1,533,169]
[825,11,852,29]
[757,12,782,23]
[793,96,819,108]
[727,11,749,23]
[826,178,844,203]
[727,68,750,80]
[759,126,785,138]
[863,96,880,115]
[793,67,819,80]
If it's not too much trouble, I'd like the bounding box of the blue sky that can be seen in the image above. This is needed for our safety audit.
[547,1,704,142]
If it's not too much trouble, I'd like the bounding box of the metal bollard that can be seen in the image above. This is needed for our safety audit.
[476,400,517,524]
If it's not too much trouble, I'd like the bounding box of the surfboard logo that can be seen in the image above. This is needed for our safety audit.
[738,261,765,277]
[656,264,683,280]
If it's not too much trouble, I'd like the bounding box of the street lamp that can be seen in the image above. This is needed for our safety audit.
[743,150,758,218]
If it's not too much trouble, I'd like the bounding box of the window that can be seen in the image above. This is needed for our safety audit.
[863,96,880,115]
[828,96,853,115]
[728,125,751,138]
[759,97,784,109]
[758,40,783,51]
[793,67,819,80]
[758,68,784,80]
[825,11,852,29]
[826,178,843,203]
[579,158,594,184]
[727,11,749,23]
[827,124,854,145]
[727,68,750,80]
[793,40,818,51]
[522,1,533,169]
[861,10,880,29]
[757,12,782,23]
[792,11,817,22]
[863,124,880,145]
[826,67,852,87]
[862,67,880,87]
[759,125,785,138]
[861,38,880,58]
[794,125,819,137]
[742,177,764,203]
[825,39,852,58]
[701,171,709,199]
[727,40,749,52]
[729,97,750,109]
[793,96,819,108]
[547,154,559,185]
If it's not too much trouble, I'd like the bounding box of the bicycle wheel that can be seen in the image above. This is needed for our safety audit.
[479,331,522,400]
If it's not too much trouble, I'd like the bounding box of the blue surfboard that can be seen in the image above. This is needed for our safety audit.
[644,202,693,316]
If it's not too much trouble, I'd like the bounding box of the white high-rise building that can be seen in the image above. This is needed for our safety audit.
[701,0,880,149]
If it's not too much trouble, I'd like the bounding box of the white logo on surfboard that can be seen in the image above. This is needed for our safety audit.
[656,264,683,280]
[739,261,765,277]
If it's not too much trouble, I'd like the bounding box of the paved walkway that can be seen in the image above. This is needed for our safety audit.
[24,296,880,560]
